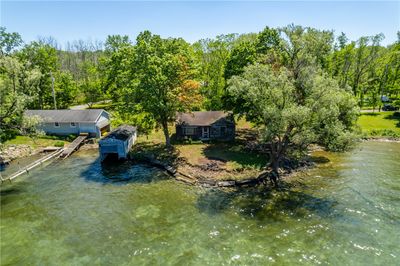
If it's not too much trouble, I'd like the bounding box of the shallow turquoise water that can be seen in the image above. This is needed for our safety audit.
[1,141,399,265]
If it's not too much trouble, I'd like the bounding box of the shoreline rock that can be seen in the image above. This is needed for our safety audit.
[361,137,400,143]
[129,153,309,188]
[0,145,35,162]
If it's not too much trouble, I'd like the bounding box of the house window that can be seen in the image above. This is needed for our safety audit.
[70,122,76,127]
[184,127,195,135]
[54,122,60,127]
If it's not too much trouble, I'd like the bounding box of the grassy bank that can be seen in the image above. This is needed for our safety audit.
[3,136,70,149]
[132,119,266,181]
[358,111,400,138]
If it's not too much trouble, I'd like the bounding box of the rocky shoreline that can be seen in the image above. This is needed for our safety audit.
[0,141,98,165]
[131,153,314,188]
[361,137,400,143]
[0,145,36,163]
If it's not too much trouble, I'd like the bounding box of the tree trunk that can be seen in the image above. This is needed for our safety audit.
[161,121,171,147]
[271,154,280,176]
[269,142,280,186]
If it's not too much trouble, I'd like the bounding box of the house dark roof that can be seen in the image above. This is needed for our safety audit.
[25,109,106,123]
[176,111,233,126]
[101,125,136,141]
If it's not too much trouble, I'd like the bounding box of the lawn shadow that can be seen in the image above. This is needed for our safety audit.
[310,156,330,164]
[201,143,266,170]
[196,182,337,222]
[361,112,380,117]
[131,142,183,167]
[384,112,400,128]
[235,128,258,143]
[197,127,266,169]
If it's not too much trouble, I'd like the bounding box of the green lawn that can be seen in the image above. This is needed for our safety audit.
[3,136,70,149]
[134,119,265,174]
[358,111,400,136]
[89,102,115,110]
[176,143,265,171]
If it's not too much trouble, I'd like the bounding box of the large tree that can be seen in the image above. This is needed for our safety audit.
[0,55,41,142]
[118,31,202,146]
[193,34,235,110]
[0,26,23,55]
[18,41,58,109]
[227,64,358,181]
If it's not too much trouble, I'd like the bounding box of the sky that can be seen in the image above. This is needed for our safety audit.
[1,1,399,48]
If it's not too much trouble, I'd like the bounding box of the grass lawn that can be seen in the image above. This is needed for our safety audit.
[136,126,174,144]
[358,111,400,136]
[3,136,70,149]
[133,118,266,180]
[90,102,116,110]
[176,143,265,171]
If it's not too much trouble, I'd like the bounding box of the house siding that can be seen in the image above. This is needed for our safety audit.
[37,111,110,138]
[176,122,235,141]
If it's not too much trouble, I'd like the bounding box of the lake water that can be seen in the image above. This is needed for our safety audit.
[1,141,399,265]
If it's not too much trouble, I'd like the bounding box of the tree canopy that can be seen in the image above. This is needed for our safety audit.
[0,26,399,156]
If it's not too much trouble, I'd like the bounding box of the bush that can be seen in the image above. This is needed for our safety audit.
[54,141,65,147]
[66,135,76,142]
[369,129,400,138]
[41,135,59,140]
[393,100,400,108]
[393,111,400,118]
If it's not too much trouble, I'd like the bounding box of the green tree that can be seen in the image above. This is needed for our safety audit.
[119,31,201,146]
[102,36,135,103]
[18,41,58,109]
[20,115,44,144]
[0,27,23,55]
[255,26,281,54]
[227,64,358,182]
[79,62,104,108]
[351,34,384,106]
[193,34,235,110]
[224,39,257,80]
[0,56,41,142]
[104,35,131,53]
[55,72,78,109]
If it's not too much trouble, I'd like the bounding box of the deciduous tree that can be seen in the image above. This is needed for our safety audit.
[227,64,358,181]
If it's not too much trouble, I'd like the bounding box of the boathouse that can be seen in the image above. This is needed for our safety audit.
[24,109,110,138]
[99,125,137,161]
[176,111,235,141]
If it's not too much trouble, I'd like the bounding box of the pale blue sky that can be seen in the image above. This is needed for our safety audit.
[1,1,399,47]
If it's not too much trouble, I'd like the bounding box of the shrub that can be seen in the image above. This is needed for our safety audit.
[41,135,58,140]
[393,100,400,108]
[369,129,400,138]
[66,135,76,141]
[54,141,65,147]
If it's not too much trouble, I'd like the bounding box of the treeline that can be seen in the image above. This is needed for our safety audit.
[1,26,399,143]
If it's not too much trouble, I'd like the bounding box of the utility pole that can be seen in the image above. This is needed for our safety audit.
[50,71,57,110]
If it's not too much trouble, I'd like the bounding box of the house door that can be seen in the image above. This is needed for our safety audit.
[202,127,210,139]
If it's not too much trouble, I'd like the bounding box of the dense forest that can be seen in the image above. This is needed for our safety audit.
[1,25,399,173]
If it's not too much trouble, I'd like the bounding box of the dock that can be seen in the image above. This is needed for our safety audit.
[1,135,89,183]
[60,135,88,159]
[1,148,63,182]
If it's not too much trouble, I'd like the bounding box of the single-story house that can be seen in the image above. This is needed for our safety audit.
[176,111,235,141]
[24,109,111,138]
[99,125,137,161]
